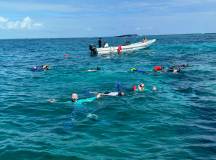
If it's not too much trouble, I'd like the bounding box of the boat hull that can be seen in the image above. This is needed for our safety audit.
[95,39,156,55]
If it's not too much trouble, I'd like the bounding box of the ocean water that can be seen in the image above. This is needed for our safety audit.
[0,34,216,160]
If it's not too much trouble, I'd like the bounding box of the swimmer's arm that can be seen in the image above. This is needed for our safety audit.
[82,97,97,103]
[47,99,73,105]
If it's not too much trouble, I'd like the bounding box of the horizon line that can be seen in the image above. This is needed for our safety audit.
[0,32,215,40]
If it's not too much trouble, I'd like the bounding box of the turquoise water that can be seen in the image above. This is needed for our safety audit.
[0,34,216,159]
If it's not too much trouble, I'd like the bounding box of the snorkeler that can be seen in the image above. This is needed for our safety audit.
[133,83,145,92]
[153,66,164,72]
[167,64,189,73]
[138,83,145,91]
[31,64,49,71]
[99,91,125,97]
[42,64,49,70]
[71,93,101,105]
[167,65,182,73]
[70,93,101,124]
[152,64,189,73]
[91,91,125,97]
[86,66,101,72]
[130,68,150,74]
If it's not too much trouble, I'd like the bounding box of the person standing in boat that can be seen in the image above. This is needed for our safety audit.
[143,37,148,43]
[98,38,102,48]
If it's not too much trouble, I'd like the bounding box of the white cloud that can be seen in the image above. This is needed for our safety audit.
[0,1,82,13]
[0,16,43,30]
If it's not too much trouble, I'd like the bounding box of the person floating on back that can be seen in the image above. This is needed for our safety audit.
[99,91,125,97]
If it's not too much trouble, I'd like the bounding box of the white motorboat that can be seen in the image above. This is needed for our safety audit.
[89,39,156,56]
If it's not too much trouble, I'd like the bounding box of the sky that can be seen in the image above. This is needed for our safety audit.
[0,0,216,39]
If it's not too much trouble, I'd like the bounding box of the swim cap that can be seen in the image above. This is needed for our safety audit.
[154,66,162,71]
[71,93,78,100]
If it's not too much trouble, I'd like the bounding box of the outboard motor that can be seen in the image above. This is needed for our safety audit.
[89,44,98,56]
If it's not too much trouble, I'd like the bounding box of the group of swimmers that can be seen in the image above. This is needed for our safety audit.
[31,62,188,121]
[70,82,157,107]
[30,64,101,73]
[68,64,189,108]
[131,64,189,74]
[32,63,187,107]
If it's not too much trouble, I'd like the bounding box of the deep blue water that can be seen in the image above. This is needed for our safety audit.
[0,34,216,160]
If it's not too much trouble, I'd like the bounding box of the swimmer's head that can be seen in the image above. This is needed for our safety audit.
[138,83,145,91]
[139,83,145,88]
[43,64,49,70]
[71,93,78,102]
[118,91,125,96]
[96,66,101,70]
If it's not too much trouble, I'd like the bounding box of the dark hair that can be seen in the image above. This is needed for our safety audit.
[118,92,124,96]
